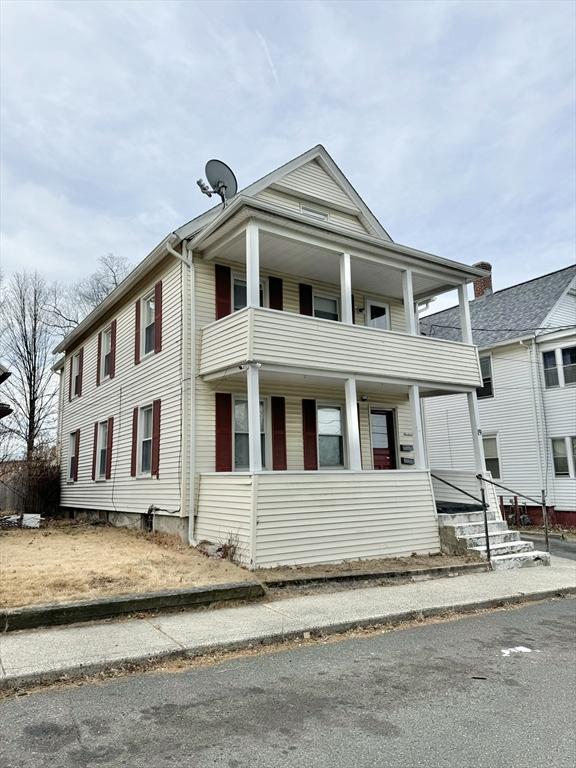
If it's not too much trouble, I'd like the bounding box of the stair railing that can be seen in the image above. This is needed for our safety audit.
[476,474,550,555]
[431,473,491,566]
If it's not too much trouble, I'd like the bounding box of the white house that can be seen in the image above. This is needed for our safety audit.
[422,264,576,526]
[53,145,548,568]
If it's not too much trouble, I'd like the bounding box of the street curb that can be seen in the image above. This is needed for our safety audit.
[262,562,489,588]
[2,586,574,692]
[0,582,266,633]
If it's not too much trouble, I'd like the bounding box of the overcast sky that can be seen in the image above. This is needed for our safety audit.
[1,0,574,305]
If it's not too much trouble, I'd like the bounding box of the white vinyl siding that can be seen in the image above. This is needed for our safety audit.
[254,188,369,234]
[195,474,252,562]
[274,160,360,213]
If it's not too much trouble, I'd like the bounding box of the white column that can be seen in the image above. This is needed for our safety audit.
[344,377,362,470]
[340,252,353,324]
[402,270,416,335]
[467,391,486,474]
[247,364,262,472]
[245,222,260,308]
[458,284,473,345]
[409,385,426,469]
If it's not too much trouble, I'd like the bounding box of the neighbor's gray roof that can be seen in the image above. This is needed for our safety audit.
[420,265,576,347]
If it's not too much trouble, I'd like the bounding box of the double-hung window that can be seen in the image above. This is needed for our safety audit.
[317,405,344,467]
[101,327,112,380]
[140,405,153,474]
[142,294,155,356]
[68,431,79,481]
[562,346,576,385]
[233,398,266,469]
[97,420,109,479]
[313,294,340,322]
[71,353,81,397]
[482,435,500,478]
[543,351,559,388]
[551,438,570,477]
[476,356,493,399]
[232,276,264,311]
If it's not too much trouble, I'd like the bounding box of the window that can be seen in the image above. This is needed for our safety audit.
[232,276,265,312]
[301,204,328,221]
[97,421,109,479]
[101,327,112,379]
[562,346,576,385]
[71,353,81,397]
[140,405,153,474]
[476,356,493,399]
[234,398,266,469]
[482,436,500,478]
[317,405,344,467]
[543,350,559,388]
[314,294,340,321]
[552,438,569,477]
[142,293,155,355]
[366,301,390,330]
[68,431,79,481]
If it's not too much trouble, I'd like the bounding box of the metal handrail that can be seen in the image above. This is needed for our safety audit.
[476,474,550,554]
[431,472,491,565]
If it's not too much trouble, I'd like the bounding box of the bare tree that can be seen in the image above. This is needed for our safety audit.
[47,253,132,338]
[1,272,58,459]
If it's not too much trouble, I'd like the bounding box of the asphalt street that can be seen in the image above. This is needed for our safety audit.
[520,534,576,561]
[1,599,575,768]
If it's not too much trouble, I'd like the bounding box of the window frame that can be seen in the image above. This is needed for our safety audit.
[551,436,576,478]
[542,349,560,388]
[96,420,109,480]
[231,272,268,313]
[365,299,391,331]
[476,355,494,399]
[68,431,79,482]
[561,345,576,386]
[71,353,81,398]
[482,433,501,479]
[138,404,154,476]
[313,292,341,322]
[141,292,156,358]
[316,401,347,469]
[232,395,270,470]
[100,326,113,381]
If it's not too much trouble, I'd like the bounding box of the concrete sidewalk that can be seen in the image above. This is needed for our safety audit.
[1,555,575,690]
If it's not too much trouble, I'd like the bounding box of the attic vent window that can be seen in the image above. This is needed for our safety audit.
[301,204,329,221]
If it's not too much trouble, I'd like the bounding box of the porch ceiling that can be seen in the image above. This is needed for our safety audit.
[203,229,457,301]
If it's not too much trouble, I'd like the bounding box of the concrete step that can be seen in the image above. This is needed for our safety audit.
[471,540,535,558]
[449,521,508,537]
[461,531,521,548]
[438,512,498,526]
[490,550,551,570]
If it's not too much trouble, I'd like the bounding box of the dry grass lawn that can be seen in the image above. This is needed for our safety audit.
[0,522,257,609]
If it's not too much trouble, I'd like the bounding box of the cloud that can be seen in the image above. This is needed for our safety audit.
[1,0,574,294]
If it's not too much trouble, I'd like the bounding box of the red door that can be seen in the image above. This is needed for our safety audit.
[370,409,397,470]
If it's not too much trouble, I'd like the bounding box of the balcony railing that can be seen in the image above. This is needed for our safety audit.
[200,307,482,389]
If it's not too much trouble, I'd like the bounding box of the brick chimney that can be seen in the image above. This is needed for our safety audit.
[473,261,493,299]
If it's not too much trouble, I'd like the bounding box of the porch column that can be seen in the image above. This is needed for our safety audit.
[402,270,417,335]
[409,385,426,469]
[340,252,353,324]
[247,363,262,472]
[467,391,486,474]
[344,377,362,470]
[245,222,260,308]
[458,284,473,345]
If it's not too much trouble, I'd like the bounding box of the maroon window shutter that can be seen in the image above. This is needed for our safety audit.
[106,416,114,479]
[109,319,117,378]
[96,332,102,387]
[269,277,283,311]
[151,399,161,478]
[77,348,84,397]
[73,430,80,482]
[215,393,233,472]
[302,399,318,470]
[215,265,232,319]
[134,300,141,365]
[130,407,139,477]
[299,284,313,316]
[91,422,98,480]
[68,357,73,401]
[271,397,287,470]
[154,281,162,354]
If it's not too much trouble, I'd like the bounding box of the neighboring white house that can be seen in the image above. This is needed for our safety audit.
[422,264,576,526]
[53,144,543,568]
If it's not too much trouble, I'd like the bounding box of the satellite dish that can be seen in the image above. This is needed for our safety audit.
[197,159,238,207]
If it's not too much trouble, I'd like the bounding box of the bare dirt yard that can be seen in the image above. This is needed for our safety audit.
[0,522,257,610]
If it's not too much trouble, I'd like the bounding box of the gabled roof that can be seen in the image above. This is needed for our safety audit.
[176,144,392,242]
[420,265,576,347]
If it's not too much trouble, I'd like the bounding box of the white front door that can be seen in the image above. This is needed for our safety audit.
[366,300,390,330]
